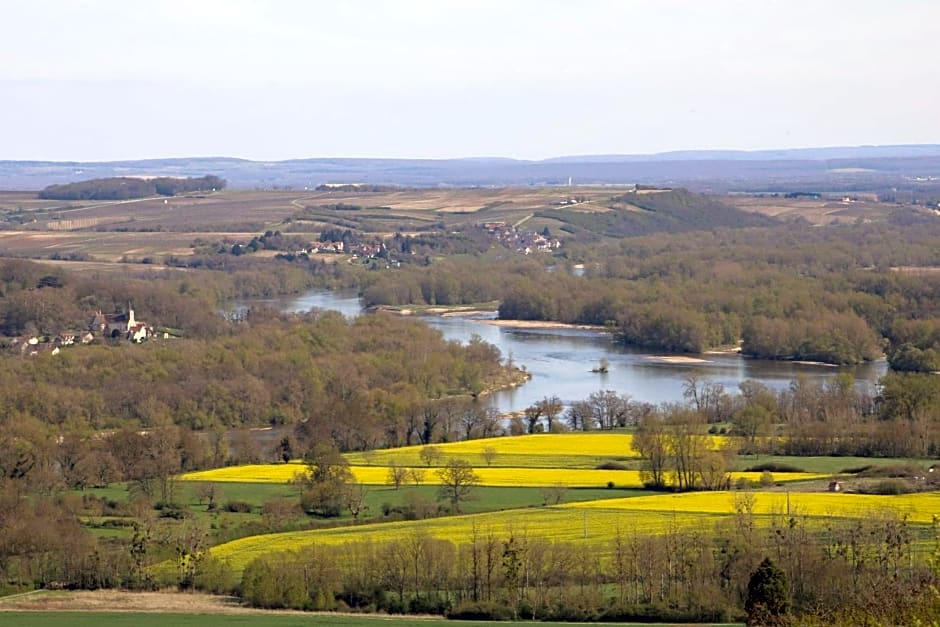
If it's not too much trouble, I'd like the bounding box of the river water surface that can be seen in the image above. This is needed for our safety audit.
[240,289,888,415]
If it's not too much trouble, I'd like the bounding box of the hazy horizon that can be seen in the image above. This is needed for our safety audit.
[5,1,940,162]
[5,142,940,165]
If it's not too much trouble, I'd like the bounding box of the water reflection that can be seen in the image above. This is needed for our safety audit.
[242,289,888,414]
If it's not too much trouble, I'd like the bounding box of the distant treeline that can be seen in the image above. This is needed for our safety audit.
[38,175,226,200]
[352,216,940,367]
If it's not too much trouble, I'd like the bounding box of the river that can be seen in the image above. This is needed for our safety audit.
[239,289,888,414]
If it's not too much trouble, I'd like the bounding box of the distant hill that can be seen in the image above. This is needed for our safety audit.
[2,145,940,191]
[537,189,777,238]
[542,144,940,163]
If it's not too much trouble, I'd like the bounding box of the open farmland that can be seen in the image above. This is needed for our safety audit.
[568,490,940,523]
[0,187,910,268]
[180,463,825,488]
[184,489,940,577]
[0,230,239,263]
[0,188,616,237]
[345,433,647,468]
[724,194,895,224]
[178,434,828,487]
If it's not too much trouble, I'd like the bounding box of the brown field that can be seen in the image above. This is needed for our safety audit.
[0,230,258,262]
[725,195,896,225]
[0,589,299,615]
[0,188,622,264]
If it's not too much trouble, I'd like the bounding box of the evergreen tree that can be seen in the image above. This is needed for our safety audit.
[745,557,790,626]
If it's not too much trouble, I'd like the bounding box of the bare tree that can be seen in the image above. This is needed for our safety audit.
[408,467,426,486]
[566,400,594,431]
[459,402,487,440]
[344,480,369,521]
[633,414,669,489]
[523,404,544,434]
[436,459,480,513]
[387,461,408,489]
[588,390,627,430]
[541,484,569,505]
[538,395,564,432]
[419,445,443,466]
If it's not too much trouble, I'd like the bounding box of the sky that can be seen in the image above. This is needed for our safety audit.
[3,0,939,161]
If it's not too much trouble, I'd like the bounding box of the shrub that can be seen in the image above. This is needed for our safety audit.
[223,500,254,513]
[596,461,628,470]
[736,477,757,490]
[861,479,915,495]
[744,462,805,473]
[447,601,514,620]
[857,464,923,478]
[158,507,187,520]
[841,464,873,474]
[408,595,450,615]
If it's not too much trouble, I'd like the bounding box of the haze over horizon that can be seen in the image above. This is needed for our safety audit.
[4,1,939,162]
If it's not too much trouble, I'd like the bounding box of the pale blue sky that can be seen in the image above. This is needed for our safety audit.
[3,0,938,161]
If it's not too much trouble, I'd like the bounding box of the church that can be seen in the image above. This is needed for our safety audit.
[88,306,153,342]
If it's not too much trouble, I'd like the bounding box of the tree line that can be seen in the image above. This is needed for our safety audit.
[345,218,940,365]
[38,175,226,200]
[229,511,938,625]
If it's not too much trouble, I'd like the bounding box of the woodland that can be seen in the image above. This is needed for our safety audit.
[1,185,940,624]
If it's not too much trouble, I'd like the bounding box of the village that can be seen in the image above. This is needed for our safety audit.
[10,305,163,356]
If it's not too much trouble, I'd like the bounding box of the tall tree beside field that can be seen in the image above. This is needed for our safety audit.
[295,444,353,517]
[632,407,714,491]
[436,458,480,513]
[634,414,669,489]
[666,408,710,490]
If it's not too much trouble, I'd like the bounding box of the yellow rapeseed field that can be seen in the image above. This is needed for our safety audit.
[568,491,940,524]
[204,505,715,574]
[179,464,824,488]
[345,433,731,467]
[346,433,646,468]
[197,489,940,576]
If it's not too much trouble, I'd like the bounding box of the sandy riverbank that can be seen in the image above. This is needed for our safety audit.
[645,355,712,364]
[477,319,608,331]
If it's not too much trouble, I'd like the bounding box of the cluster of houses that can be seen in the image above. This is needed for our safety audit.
[12,306,156,357]
[478,222,562,255]
[298,240,385,257]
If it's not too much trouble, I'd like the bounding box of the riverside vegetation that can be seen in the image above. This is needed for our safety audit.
[1,185,940,624]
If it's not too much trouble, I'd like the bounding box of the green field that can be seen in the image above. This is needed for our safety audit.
[77,480,643,543]
[734,454,932,474]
